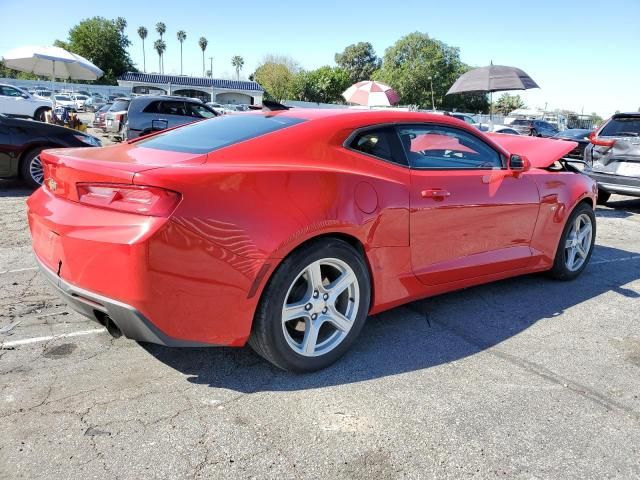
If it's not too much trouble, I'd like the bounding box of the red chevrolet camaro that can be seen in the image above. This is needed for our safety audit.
[27,109,597,372]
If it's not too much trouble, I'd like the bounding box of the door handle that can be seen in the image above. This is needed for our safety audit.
[421,189,451,199]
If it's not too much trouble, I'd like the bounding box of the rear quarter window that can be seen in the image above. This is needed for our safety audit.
[135,114,306,154]
[110,100,130,111]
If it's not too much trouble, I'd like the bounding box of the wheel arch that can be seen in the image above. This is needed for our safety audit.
[254,231,376,317]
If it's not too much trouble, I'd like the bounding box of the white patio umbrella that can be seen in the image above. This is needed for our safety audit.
[342,80,400,107]
[1,45,103,81]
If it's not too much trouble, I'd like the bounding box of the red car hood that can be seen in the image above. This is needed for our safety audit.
[486,134,578,168]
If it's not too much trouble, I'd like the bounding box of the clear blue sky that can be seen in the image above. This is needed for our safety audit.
[2,0,638,116]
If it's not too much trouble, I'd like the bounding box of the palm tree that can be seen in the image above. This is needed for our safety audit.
[198,37,208,77]
[231,55,244,80]
[156,22,166,73]
[154,39,166,74]
[176,30,187,75]
[137,26,148,73]
[115,17,127,33]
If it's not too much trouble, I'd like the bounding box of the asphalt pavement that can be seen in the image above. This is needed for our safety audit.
[1,179,639,479]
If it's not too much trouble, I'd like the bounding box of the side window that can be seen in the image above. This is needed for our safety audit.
[187,103,216,118]
[143,101,161,113]
[348,127,399,164]
[397,124,503,169]
[1,86,22,97]
[158,101,187,116]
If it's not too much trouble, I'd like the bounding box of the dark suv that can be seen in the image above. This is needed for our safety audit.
[125,96,218,139]
[584,112,640,204]
[510,119,559,137]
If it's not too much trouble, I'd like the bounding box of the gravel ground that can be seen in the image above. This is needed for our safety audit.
[0,176,639,479]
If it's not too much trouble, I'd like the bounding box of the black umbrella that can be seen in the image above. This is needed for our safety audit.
[446,64,539,119]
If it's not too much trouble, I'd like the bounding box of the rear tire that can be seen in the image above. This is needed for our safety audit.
[19,147,46,188]
[33,107,49,122]
[547,202,596,280]
[249,238,371,372]
[596,189,611,205]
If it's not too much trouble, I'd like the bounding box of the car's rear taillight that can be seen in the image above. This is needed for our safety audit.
[76,184,181,216]
[589,132,616,147]
[116,113,124,122]
[590,137,616,147]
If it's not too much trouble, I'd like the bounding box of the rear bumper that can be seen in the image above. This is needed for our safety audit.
[36,256,211,346]
[586,171,640,196]
[27,187,269,347]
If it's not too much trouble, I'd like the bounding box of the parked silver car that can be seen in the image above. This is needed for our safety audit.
[584,112,640,204]
[125,95,218,139]
[104,98,131,137]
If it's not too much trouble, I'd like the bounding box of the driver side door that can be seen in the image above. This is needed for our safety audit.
[400,123,540,286]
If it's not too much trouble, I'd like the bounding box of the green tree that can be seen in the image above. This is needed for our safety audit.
[374,32,487,112]
[54,17,135,85]
[335,42,381,84]
[137,26,148,73]
[290,66,350,104]
[493,93,526,115]
[154,39,166,74]
[253,62,294,102]
[231,55,244,80]
[177,30,187,75]
[198,37,208,76]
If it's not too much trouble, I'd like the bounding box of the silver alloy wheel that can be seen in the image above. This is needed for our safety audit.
[564,213,593,272]
[29,155,44,185]
[281,258,360,357]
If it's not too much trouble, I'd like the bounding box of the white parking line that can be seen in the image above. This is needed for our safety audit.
[0,266,38,275]
[590,255,640,265]
[1,328,106,348]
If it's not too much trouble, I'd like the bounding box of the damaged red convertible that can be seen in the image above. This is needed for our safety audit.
[27,109,597,371]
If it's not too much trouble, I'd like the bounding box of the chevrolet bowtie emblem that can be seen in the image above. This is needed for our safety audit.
[46,178,57,192]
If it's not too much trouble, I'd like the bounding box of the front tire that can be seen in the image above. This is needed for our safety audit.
[249,238,371,372]
[20,147,46,188]
[548,202,596,280]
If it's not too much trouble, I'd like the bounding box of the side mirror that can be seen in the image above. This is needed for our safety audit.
[21,93,29,99]
[509,154,531,172]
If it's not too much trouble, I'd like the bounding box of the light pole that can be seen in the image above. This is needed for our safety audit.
[209,57,213,77]
[428,76,435,110]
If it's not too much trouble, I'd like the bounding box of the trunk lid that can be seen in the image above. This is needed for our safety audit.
[486,134,577,168]
[41,143,206,201]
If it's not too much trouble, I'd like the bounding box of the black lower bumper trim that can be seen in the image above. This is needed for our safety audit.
[35,256,216,347]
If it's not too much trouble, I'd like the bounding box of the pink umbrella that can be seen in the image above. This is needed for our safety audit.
[342,80,400,107]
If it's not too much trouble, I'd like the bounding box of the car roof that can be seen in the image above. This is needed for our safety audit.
[132,95,203,103]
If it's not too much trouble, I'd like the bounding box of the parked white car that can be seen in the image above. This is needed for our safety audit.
[0,84,52,121]
[72,94,90,111]
[53,94,76,109]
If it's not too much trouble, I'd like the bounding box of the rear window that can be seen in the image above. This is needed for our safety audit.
[600,116,640,137]
[136,114,306,154]
[512,119,530,125]
[110,99,130,111]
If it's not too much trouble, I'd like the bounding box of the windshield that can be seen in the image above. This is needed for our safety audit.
[136,114,306,154]
[600,117,640,137]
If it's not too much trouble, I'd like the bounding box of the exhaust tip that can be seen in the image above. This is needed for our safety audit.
[94,311,122,338]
